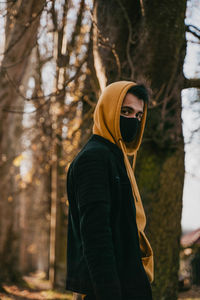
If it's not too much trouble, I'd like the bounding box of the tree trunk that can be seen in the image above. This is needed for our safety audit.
[0,0,45,282]
[93,1,186,299]
[17,46,52,277]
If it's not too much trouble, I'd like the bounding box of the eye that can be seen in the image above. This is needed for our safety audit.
[121,107,130,116]
[136,112,143,121]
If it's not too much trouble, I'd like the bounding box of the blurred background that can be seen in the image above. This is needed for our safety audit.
[0,0,200,299]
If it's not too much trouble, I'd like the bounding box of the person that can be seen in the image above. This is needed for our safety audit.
[66,81,154,300]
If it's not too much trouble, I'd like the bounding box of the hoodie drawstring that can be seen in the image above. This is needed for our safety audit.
[132,151,137,172]
[119,139,146,231]
[118,140,154,283]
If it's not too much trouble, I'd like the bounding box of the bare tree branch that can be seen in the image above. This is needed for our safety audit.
[185,24,200,40]
[183,77,200,89]
[68,0,85,51]
[1,26,48,69]
[186,24,200,33]
[1,56,87,114]
[90,11,121,79]
[1,3,47,57]
[188,39,200,44]
[116,0,134,79]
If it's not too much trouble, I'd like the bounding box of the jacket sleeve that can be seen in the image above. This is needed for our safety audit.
[74,150,122,300]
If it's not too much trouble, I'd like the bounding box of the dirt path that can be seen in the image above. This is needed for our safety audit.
[0,272,73,300]
[0,274,200,300]
[178,285,200,300]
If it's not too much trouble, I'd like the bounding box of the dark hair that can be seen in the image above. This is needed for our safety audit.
[127,84,150,103]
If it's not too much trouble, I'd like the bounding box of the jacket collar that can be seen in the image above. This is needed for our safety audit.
[90,134,124,160]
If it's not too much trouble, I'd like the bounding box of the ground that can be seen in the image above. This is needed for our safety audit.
[0,272,73,300]
[179,285,200,300]
[0,273,200,300]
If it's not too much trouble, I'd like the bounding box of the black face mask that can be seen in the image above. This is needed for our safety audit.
[120,115,140,143]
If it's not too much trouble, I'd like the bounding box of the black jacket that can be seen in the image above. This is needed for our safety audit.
[66,134,153,300]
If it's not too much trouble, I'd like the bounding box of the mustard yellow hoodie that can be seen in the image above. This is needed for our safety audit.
[92,80,154,283]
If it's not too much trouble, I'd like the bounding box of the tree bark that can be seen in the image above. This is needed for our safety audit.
[0,0,46,282]
[93,0,187,299]
[17,46,51,277]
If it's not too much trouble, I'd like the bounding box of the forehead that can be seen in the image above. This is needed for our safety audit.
[122,93,144,111]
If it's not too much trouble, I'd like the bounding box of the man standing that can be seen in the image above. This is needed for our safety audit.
[66,81,154,300]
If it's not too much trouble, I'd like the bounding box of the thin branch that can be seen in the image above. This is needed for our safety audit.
[64,55,87,85]
[186,24,200,33]
[50,1,58,32]
[185,24,200,40]
[0,1,16,18]
[158,63,180,128]
[185,171,200,181]
[0,2,46,57]
[1,57,87,114]
[149,83,166,106]
[116,0,134,79]
[66,0,85,56]
[188,39,200,44]
[82,95,96,108]
[0,0,16,3]
[0,26,48,69]
[183,77,200,89]
[89,9,121,78]
[3,68,53,102]
[70,105,94,138]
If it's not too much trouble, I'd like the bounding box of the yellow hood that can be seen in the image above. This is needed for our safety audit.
[92,81,147,154]
[92,81,154,283]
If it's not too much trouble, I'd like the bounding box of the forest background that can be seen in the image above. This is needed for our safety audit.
[0,0,200,300]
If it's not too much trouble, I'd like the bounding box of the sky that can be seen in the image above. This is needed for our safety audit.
[181,0,200,232]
